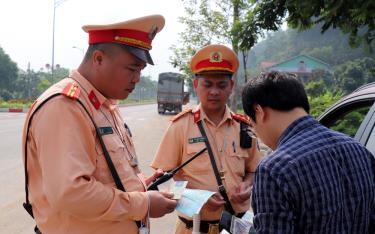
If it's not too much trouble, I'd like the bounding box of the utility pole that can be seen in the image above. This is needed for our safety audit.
[52,0,56,80]
[27,62,31,99]
[52,0,67,80]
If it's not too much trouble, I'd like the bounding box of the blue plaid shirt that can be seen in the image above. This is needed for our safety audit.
[252,115,375,234]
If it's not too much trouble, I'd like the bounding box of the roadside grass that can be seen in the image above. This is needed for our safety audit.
[0,100,34,108]
[0,99,156,108]
[119,99,156,105]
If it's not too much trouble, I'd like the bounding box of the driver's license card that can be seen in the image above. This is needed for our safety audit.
[170,180,188,200]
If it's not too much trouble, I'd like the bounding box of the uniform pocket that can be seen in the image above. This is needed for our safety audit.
[94,134,126,184]
[225,150,248,177]
[184,142,210,174]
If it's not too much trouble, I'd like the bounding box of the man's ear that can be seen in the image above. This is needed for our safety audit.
[255,105,266,123]
[92,50,104,66]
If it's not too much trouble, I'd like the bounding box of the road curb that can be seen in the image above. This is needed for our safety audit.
[0,108,29,113]
[118,102,156,107]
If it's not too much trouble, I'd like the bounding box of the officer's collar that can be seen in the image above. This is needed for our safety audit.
[193,104,232,127]
[70,70,111,110]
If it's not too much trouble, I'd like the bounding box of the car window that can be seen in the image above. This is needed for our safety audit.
[327,106,371,137]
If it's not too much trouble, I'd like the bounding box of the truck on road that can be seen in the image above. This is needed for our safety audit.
[157,72,189,114]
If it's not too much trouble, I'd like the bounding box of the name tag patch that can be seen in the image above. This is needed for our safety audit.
[188,136,206,144]
[98,126,113,135]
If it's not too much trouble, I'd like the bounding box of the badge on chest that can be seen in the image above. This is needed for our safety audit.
[98,126,113,135]
[188,136,206,144]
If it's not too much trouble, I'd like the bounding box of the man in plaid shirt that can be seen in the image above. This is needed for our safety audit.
[242,71,375,233]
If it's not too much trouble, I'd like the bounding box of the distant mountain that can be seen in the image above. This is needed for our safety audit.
[238,24,375,83]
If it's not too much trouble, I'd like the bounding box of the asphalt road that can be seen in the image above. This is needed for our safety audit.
[0,103,185,234]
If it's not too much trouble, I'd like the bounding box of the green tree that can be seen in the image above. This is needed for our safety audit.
[247,0,375,50]
[308,90,343,118]
[307,46,334,64]
[51,67,69,84]
[334,57,375,94]
[32,67,69,95]
[13,69,41,99]
[128,75,157,101]
[253,0,375,50]
[305,69,335,105]
[245,25,375,75]
[0,47,18,100]
[305,80,326,97]
[361,57,375,83]
[37,79,52,95]
[171,0,255,111]
[330,108,369,137]
[37,66,69,84]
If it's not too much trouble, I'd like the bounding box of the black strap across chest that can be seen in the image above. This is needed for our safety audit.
[196,120,235,215]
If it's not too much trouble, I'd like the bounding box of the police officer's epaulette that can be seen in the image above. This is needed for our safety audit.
[170,108,193,122]
[231,112,251,126]
[61,83,80,100]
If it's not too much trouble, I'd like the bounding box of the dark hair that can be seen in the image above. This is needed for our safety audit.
[83,43,124,62]
[241,71,310,122]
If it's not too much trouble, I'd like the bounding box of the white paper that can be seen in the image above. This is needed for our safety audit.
[156,178,174,192]
[176,189,215,217]
[170,181,188,200]
[220,229,231,234]
[231,216,252,234]
[241,210,254,224]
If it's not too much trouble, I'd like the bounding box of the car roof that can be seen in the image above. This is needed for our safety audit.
[318,82,375,125]
[340,82,375,102]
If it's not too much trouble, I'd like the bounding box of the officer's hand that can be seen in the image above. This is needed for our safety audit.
[204,192,225,211]
[147,191,177,218]
[230,182,251,204]
[145,169,164,186]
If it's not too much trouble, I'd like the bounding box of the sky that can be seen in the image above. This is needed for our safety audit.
[0,0,186,80]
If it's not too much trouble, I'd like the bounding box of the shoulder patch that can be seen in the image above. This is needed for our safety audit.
[61,83,80,100]
[170,108,193,122]
[231,112,251,126]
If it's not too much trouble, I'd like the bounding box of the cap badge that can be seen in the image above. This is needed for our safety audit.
[210,51,222,63]
[148,25,158,40]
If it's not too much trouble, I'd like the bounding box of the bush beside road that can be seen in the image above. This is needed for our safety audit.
[0,99,156,113]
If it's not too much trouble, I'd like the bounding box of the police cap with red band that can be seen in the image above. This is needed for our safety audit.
[190,44,239,76]
[82,15,165,65]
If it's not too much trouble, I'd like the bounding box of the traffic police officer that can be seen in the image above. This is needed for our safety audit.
[22,15,176,234]
[151,44,263,234]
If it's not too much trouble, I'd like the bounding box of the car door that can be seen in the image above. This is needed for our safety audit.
[318,97,375,155]
[357,103,375,154]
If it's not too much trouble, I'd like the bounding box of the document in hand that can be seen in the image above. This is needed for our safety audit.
[157,179,188,200]
[176,189,215,217]
[231,216,252,234]
[171,181,188,200]
[220,210,254,234]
